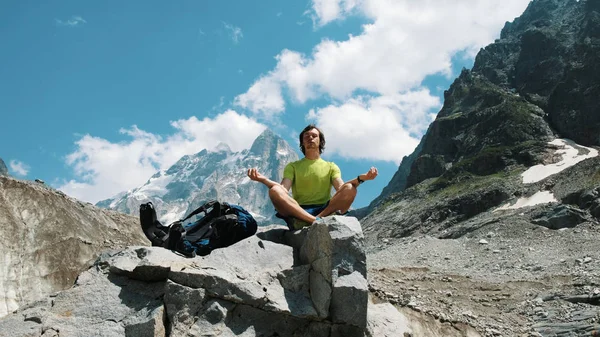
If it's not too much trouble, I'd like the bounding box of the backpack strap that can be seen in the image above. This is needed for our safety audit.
[139,202,170,247]
[180,200,221,223]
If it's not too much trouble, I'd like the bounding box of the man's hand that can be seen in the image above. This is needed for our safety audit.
[363,166,378,181]
[247,168,266,183]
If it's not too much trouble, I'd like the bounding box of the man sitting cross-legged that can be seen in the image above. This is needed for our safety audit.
[247,124,378,230]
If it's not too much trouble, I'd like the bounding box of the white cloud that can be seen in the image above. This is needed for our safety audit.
[234,73,286,117]
[223,22,243,44]
[235,0,530,117]
[58,110,266,203]
[55,15,87,27]
[307,89,440,164]
[9,160,30,176]
[310,0,359,26]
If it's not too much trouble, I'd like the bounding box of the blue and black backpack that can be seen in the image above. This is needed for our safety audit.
[139,200,257,257]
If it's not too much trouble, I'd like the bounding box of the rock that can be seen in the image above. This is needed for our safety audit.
[532,205,588,229]
[0,313,41,337]
[123,306,165,337]
[463,310,478,319]
[331,271,369,327]
[0,158,8,176]
[300,216,368,327]
[0,216,376,336]
[479,239,489,245]
[0,176,148,318]
[163,280,207,336]
[365,302,412,337]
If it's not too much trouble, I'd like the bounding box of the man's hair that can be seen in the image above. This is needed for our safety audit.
[299,124,326,155]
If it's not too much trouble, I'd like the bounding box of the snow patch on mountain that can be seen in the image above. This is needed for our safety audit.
[494,191,557,212]
[522,139,598,184]
[132,170,173,199]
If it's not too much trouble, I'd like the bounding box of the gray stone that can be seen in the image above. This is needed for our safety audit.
[328,217,367,279]
[366,302,412,337]
[186,299,236,336]
[163,280,207,336]
[226,303,328,337]
[41,268,164,337]
[300,222,333,266]
[255,225,288,245]
[276,265,318,318]
[310,268,332,318]
[532,205,588,229]
[106,246,184,282]
[331,323,365,337]
[0,313,41,337]
[330,271,369,328]
[123,305,165,337]
[167,236,317,317]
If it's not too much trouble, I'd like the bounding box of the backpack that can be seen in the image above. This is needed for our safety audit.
[139,200,257,258]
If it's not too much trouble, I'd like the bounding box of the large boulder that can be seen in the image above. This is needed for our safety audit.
[0,216,400,337]
[0,176,148,318]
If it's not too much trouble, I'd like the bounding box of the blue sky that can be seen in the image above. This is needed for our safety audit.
[1,0,531,209]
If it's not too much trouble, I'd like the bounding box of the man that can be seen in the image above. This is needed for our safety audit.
[247,124,378,229]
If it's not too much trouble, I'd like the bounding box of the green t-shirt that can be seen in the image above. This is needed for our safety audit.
[283,158,342,205]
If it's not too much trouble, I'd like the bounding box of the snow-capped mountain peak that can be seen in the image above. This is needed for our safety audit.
[97,129,299,225]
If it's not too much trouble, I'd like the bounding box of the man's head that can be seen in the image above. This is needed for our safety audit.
[299,124,325,155]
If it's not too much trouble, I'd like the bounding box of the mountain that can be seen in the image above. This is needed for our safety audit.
[0,175,147,318]
[357,1,600,335]
[360,0,600,220]
[0,158,8,176]
[97,129,299,225]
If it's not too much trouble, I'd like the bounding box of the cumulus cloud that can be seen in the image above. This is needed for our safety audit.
[58,110,266,203]
[234,74,285,117]
[235,0,530,116]
[223,22,243,44]
[9,160,30,176]
[307,89,441,164]
[55,15,87,27]
[310,0,359,26]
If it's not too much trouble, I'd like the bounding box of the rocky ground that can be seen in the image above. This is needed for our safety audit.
[366,208,600,337]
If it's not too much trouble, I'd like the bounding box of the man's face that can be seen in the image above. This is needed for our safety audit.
[302,128,320,151]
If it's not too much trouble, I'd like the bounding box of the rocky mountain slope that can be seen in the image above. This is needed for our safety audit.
[359,0,600,335]
[362,0,600,215]
[97,129,298,226]
[0,176,148,318]
[0,158,8,176]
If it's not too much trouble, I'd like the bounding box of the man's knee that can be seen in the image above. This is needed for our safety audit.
[341,182,357,196]
[268,185,289,200]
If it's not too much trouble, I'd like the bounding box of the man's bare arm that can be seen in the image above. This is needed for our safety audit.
[332,177,344,191]
[280,178,292,192]
[247,168,293,191]
[346,167,379,188]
